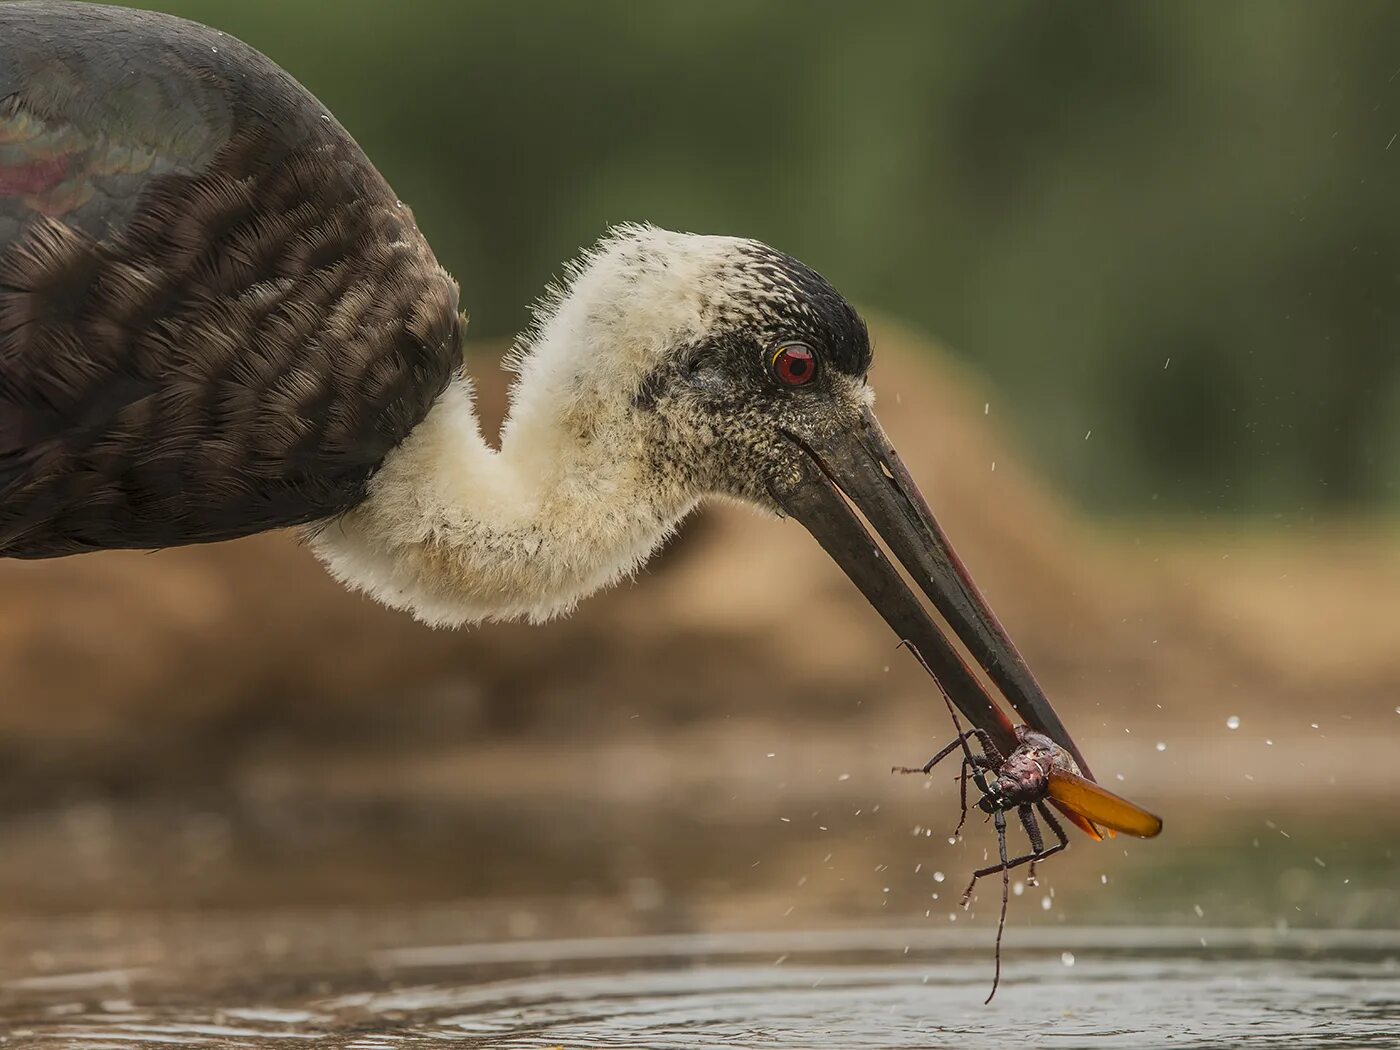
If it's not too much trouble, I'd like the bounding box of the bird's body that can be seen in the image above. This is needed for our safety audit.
[0,1,460,557]
[0,2,863,626]
[0,0,1112,792]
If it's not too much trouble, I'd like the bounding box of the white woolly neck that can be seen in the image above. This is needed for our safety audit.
[308,225,748,626]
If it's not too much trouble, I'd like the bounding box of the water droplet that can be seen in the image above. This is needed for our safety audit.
[1226,715,1241,730]
[1155,741,1167,752]
[1041,895,1053,911]
[1012,881,1025,896]
[933,871,945,883]
[1100,874,1109,884]
[947,836,957,845]
[1061,951,1076,967]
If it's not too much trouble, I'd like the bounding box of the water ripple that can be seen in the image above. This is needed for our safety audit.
[13,927,1400,1050]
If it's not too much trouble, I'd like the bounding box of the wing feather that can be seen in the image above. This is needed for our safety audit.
[0,2,462,557]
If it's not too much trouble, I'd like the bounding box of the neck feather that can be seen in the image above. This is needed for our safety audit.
[309,372,695,627]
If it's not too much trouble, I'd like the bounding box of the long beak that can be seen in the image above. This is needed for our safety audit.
[773,408,1092,777]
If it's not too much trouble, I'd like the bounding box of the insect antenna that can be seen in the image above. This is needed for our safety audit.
[895,639,1014,1003]
[898,640,972,742]
[896,640,1003,763]
[893,641,1002,835]
[986,805,1011,1003]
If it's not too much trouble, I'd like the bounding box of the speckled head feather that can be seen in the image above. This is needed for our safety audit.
[508,223,869,381]
[724,241,872,379]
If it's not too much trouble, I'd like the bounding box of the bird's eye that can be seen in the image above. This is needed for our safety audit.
[770,343,818,387]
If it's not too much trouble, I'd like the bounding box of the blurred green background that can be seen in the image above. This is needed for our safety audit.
[120,0,1400,514]
[3,5,1399,1035]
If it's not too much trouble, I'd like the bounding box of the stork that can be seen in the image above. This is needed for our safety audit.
[0,1,1092,778]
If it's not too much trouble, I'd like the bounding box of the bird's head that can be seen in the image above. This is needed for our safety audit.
[507,225,1087,769]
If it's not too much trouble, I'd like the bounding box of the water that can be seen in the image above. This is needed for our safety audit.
[6,926,1398,1048]
[2,731,1397,1048]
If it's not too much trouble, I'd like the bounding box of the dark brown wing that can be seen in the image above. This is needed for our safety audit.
[1047,769,1163,839]
[0,1,462,557]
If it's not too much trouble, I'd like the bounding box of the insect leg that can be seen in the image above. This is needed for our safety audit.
[956,758,972,833]
[961,827,1064,905]
[968,728,1005,768]
[1019,804,1044,885]
[897,639,1006,771]
[1035,800,1070,858]
[899,638,1011,841]
[955,753,996,835]
[891,732,978,776]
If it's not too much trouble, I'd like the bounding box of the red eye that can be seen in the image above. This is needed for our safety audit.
[771,343,817,386]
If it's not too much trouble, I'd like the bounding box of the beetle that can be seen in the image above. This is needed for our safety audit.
[894,641,1163,1001]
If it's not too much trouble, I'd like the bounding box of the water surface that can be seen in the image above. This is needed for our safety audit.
[6,926,1398,1048]
[1,735,1395,1048]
